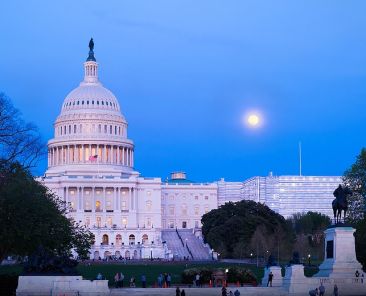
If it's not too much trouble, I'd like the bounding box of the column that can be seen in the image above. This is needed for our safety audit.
[129,187,133,211]
[117,146,120,164]
[77,187,80,210]
[103,145,106,164]
[92,187,96,212]
[80,187,84,211]
[122,147,125,165]
[97,144,99,160]
[65,186,68,204]
[82,145,85,163]
[115,187,119,211]
[131,150,134,167]
[111,146,114,164]
[67,145,70,164]
[134,188,138,210]
[103,187,106,212]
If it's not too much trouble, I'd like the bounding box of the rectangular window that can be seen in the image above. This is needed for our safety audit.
[74,125,76,133]
[122,217,128,226]
[98,124,101,133]
[121,201,127,210]
[169,206,175,215]
[85,217,90,227]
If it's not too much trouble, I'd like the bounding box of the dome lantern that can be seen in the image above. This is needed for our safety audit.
[84,38,98,84]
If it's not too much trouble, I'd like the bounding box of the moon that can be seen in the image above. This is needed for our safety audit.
[247,114,260,127]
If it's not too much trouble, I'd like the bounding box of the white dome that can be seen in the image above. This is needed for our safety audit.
[61,82,122,115]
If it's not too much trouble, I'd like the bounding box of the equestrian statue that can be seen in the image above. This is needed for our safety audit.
[332,184,352,224]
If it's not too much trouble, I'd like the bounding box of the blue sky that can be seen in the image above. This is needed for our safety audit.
[1,1,366,181]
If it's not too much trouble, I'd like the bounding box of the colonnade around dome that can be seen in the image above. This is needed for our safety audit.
[48,144,134,167]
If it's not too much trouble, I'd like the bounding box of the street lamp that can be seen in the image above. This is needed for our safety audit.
[308,254,311,266]
[150,248,153,261]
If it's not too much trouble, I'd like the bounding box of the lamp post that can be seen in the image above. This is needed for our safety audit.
[150,248,153,261]
[308,254,311,266]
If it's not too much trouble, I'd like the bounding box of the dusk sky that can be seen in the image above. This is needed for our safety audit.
[1,1,366,181]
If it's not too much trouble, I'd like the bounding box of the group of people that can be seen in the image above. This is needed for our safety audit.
[157,273,172,288]
[175,287,186,296]
[309,283,337,296]
[221,287,241,296]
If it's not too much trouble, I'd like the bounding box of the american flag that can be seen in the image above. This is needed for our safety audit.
[89,155,98,162]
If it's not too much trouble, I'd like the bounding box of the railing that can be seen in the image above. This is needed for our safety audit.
[176,228,185,247]
[186,243,194,260]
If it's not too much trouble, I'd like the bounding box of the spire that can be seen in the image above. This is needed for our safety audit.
[83,38,99,84]
[86,38,96,62]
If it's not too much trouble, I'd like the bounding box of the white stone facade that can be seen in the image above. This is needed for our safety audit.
[40,45,343,259]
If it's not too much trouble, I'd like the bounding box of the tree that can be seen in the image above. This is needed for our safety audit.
[343,148,366,223]
[201,200,294,259]
[354,218,366,269]
[287,212,331,261]
[0,161,94,262]
[0,93,44,168]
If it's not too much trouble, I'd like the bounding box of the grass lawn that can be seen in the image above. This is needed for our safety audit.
[77,262,264,287]
[0,262,263,288]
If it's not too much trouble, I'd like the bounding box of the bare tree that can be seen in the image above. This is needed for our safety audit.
[0,93,44,169]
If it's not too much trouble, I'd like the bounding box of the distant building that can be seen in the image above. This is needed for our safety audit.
[218,174,342,218]
[40,43,341,260]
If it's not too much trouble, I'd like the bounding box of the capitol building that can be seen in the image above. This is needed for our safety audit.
[41,42,342,260]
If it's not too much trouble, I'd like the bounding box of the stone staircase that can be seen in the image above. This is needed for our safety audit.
[161,229,190,260]
[177,229,212,260]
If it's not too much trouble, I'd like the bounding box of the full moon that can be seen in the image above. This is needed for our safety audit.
[247,114,260,126]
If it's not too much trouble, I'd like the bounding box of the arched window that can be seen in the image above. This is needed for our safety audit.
[129,234,135,245]
[116,234,122,245]
[125,250,130,258]
[102,234,109,245]
[142,234,148,245]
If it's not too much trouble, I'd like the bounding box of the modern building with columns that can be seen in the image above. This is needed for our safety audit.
[41,41,342,260]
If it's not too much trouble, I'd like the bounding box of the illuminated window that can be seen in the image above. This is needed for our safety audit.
[142,234,148,245]
[85,217,90,227]
[122,217,128,225]
[96,201,102,212]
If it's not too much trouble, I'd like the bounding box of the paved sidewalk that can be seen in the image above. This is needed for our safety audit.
[110,287,287,296]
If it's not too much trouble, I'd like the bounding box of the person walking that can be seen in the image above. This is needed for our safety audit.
[176,286,181,296]
[114,272,120,288]
[167,273,172,287]
[130,276,136,287]
[333,284,338,296]
[309,288,318,296]
[267,271,273,287]
[229,291,234,296]
[234,290,240,296]
[195,273,200,287]
[355,270,360,283]
[141,274,146,288]
[157,273,163,288]
[221,286,227,296]
[181,289,186,296]
[119,272,124,287]
[319,283,325,296]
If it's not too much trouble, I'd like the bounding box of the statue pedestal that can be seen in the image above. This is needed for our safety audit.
[261,266,282,287]
[315,226,363,278]
[282,264,312,294]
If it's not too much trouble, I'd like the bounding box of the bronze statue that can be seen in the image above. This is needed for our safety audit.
[332,184,352,224]
[89,38,94,51]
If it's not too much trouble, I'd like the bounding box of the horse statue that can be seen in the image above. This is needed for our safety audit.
[332,184,352,224]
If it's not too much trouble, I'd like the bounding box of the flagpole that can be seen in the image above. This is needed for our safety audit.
[299,141,302,176]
